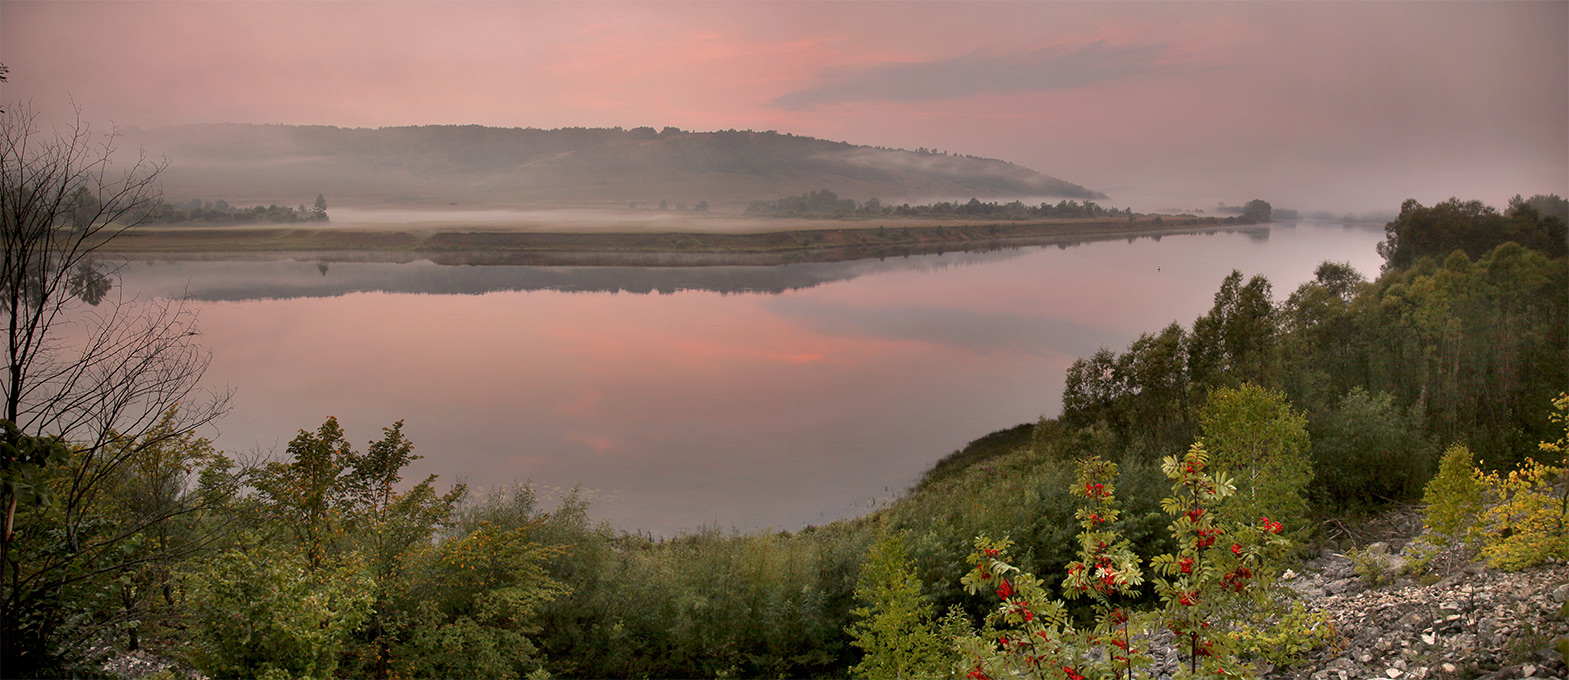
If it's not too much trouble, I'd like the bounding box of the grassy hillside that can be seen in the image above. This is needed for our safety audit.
[123,124,1105,210]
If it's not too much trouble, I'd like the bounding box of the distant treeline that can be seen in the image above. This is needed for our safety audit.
[138,194,330,225]
[744,189,1134,220]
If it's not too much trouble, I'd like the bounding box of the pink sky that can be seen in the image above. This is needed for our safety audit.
[2,1,1564,213]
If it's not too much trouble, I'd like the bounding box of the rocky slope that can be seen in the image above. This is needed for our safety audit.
[1271,513,1567,680]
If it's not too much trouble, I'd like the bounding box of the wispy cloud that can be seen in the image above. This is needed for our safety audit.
[771,41,1178,110]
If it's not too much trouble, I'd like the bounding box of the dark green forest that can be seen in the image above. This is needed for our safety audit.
[136,195,331,225]
[2,194,1565,678]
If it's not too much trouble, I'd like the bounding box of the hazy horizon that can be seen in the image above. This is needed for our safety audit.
[2,1,1565,215]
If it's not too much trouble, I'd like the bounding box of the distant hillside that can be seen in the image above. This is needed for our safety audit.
[123,124,1105,211]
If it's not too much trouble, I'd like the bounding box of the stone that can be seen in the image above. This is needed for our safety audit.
[1421,633,1436,646]
[1523,664,1538,677]
[1441,663,1457,674]
[1386,667,1403,678]
[1369,542,1390,556]
[1554,583,1569,603]
[1284,569,1298,580]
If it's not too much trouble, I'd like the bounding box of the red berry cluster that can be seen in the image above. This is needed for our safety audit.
[1260,517,1283,534]
[1194,527,1223,549]
[1219,567,1254,592]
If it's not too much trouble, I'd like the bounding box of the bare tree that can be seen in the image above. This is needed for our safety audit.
[2,102,232,671]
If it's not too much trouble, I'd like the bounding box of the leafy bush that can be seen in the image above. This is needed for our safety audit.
[950,445,1304,680]
[183,545,373,680]
[846,531,954,679]
[1422,444,1484,545]
[1421,394,1569,571]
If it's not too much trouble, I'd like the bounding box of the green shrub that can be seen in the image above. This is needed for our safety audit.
[1422,444,1484,545]
[183,545,373,680]
[846,531,953,679]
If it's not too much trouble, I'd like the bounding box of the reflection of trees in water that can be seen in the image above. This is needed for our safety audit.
[113,226,1272,301]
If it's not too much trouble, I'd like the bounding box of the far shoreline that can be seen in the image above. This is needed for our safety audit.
[98,214,1295,267]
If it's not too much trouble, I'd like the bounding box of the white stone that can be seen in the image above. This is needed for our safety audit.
[1386,667,1403,678]
[1421,634,1436,646]
[1523,664,1538,677]
[1440,664,1457,674]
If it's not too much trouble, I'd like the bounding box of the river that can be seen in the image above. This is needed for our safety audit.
[113,221,1387,535]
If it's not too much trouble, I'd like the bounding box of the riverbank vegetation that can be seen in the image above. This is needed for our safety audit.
[96,213,1229,264]
[743,189,1143,221]
[134,195,331,226]
[3,181,1565,676]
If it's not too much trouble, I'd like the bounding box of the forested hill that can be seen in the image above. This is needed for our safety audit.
[123,124,1104,210]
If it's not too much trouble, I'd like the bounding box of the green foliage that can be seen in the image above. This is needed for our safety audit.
[1379,197,1567,270]
[919,424,1037,490]
[183,544,373,680]
[950,446,1299,680]
[1422,444,1483,545]
[2,410,242,675]
[847,531,952,680]
[1311,388,1435,507]
[1476,456,1567,570]
[393,521,569,679]
[1199,384,1312,532]
[1420,395,1569,571]
[138,196,330,225]
[0,420,71,509]
[1240,200,1273,224]
[1345,547,1394,587]
[1230,601,1338,668]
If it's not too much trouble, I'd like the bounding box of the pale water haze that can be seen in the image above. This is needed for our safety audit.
[115,222,1385,535]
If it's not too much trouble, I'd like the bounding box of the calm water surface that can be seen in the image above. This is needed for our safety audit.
[116,222,1386,535]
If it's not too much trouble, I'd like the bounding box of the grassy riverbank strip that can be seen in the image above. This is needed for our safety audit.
[97,215,1246,264]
